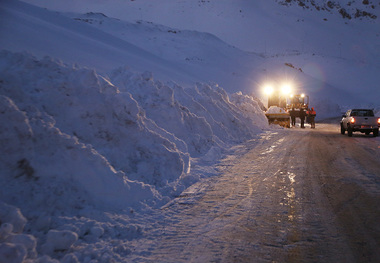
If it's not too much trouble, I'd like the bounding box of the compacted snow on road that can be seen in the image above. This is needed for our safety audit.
[128,123,380,262]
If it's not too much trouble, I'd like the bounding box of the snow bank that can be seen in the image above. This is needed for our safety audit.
[110,68,267,157]
[0,50,192,193]
[110,68,214,157]
[0,202,37,262]
[0,50,267,204]
[0,94,157,210]
[0,50,267,195]
[0,50,267,261]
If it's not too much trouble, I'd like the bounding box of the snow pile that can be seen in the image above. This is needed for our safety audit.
[0,94,156,210]
[0,199,143,262]
[110,69,213,157]
[266,106,288,114]
[0,50,267,261]
[110,68,267,157]
[0,202,37,263]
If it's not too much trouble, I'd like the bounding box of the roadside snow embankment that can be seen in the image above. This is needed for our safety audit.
[0,50,267,261]
[110,67,268,157]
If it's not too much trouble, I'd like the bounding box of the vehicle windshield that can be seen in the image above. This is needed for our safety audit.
[351,110,374,117]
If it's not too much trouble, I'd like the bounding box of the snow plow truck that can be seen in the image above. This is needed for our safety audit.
[263,84,309,128]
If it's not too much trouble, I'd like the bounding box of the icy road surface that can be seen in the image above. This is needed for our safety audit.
[130,123,380,262]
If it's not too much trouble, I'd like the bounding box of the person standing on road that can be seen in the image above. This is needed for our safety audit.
[290,108,296,127]
[300,108,306,128]
[306,108,310,124]
[306,108,311,124]
[308,107,316,128]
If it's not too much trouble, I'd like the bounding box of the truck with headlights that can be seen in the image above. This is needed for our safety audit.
[340,109,380,137]
[263,83,311,128]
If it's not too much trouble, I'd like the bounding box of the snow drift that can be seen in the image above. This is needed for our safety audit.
[0,50,266,261]
[0,51,266,196]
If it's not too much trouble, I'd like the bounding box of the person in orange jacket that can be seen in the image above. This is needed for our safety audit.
[307,107,316,128]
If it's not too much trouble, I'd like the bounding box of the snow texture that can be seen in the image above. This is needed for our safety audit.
[266,106,289,114]
[0,0,379,261]
[0,50,266,261]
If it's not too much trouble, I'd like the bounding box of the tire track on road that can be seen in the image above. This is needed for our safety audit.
[307,126,380,262]
[131,125,380,262]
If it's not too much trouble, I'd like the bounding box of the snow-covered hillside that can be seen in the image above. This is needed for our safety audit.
[21,0,380,52]
[1,0,380,262]
[5,0,380,106]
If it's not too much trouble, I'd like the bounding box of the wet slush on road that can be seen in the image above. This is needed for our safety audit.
[132,123,380,262]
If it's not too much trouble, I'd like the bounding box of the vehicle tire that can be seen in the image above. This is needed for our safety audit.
[365,131,370,136]
[340,124,345,135]
[374,129,379,137]
[348,126,353,137]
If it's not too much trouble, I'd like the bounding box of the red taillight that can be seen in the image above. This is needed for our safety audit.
[350,118,355,124]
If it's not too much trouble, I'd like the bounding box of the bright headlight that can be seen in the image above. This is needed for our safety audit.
[264,85,274,95]
[281,84,292,95]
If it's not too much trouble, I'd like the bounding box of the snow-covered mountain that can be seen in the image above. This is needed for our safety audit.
[7,0,380,104]
[0,0,379,262]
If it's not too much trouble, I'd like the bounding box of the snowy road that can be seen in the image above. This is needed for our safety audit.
[131,123,380,262]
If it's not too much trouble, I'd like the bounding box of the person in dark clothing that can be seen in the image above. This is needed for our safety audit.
[306,108,311,124]
[289,108,296,127]
[299,108,306,128]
